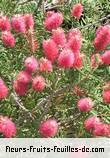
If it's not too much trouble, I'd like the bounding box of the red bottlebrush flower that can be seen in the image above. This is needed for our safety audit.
[91,53,103,68]
[93,123,110,137]
[1,31,15,48]
[58,49,75,68]
[39,57,53,72]
[94,25,110,51]
[24,56,38,73]
[66,36,82,54]
[52,28,66,47]
[73,54,83,69]
[103,90,110,104]
[0,78,9,100]
[13,80,28,96]
[12,14,26,33]
[84,116,101,132]
[0,116,16,138]
[32,75,46,92]
[0,16,11,31]
[44,11,63,31]
[16,71,31,84]
[43,39,59,62]
[71,3,83,19]
[39,119,58,137]
[67,28,82,41]
[101,50,110,65]
[24,14,34,30]
[77,97,93,112]
[24,29,38,53]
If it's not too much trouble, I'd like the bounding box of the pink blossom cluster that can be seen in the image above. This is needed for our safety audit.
[84,116,110,137]
[0,116,16,138]
[39,119,58,137]
[0,78,9,100]
[71,3,83,19]
[94,25,110,51]
[0,14,35,48]
[43,10,83,69]
[13,56,53,96]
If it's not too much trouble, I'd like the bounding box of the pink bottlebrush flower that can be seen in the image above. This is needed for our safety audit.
[101,50,110,65]
[16,71,31,84]
[71,3,83,19]
[67,28,82,41]
[93,123,110,137]
[103,90,110,104]
[13,80,28,96]
[58,48,75,68]
[44,11,63,31]
[0,78,9,100]
[77,97,93,112]
[66,36,82,54]
[32,75,46,92]
[12,14,26,33]
[84,116,101,132]
[94,25,110,51]
[73,53,83,69]
[91,53,103,68]
[1,31,15,48]
[24,56,38,73]
[39,119,58,137]
[0,16,11,31]
[39,57,53,72]
[0,116,16,138]
[24,14,34,30]
[52,28,66,47]
[43,39,59,62]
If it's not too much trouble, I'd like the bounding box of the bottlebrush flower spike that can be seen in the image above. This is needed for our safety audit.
[24,29,38,53]
[39,57,53,72]
[52,28,66,47]
[73,53,83,69]
[77,97,93,112]
[71,3,83,19]
[93,123,110,137]
[0,116,16,138]
[0,78,9,100]
[16,71,31,84]
[1,31,15,48]
[66,36,82,54]
[0,16,11,31]
[12,14,26,33]
[39,119,58,137]
[101,50,110,65]
[44,11,64,31]
[103,90,110,104]
[91,53,103,68]
[24,56,38,73]
[32,75,46,92]
[84,116,101,131]
[67,28,82,41]
[43,39,59,62]
[94,25,110,51]
[24,14,34,30]
[13,80,28,96]
[58,48,75,68]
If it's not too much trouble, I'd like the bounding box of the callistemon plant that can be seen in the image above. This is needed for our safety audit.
[0,0,110,138]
